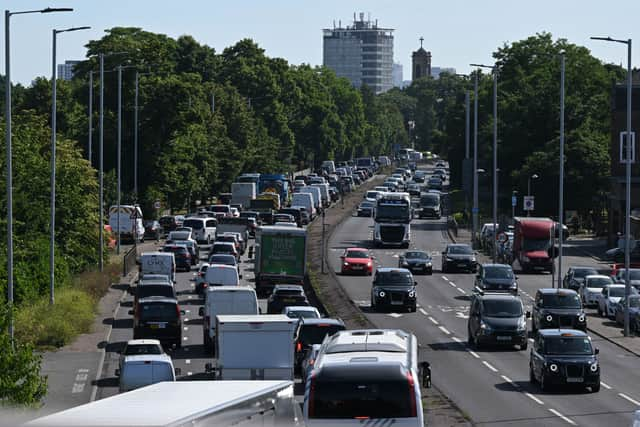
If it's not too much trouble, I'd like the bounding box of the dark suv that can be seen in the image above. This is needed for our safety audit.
[532,289,586,333]
[441,244,477,273]
[529,329,600,392]
[370,268,417,312]
[474,264,518,295]
[293,318,346,375]
[468,293,529,350]
[267,285,310,314]
[161,245,191,271]
[131,296,184,348]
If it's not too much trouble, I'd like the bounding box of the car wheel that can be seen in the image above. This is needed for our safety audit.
[591,382,600,393]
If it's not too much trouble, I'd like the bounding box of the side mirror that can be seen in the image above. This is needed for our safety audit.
[515,276,519,280]
[419,361,431,388]
[128,310,134,315]
[239,274,243,279]
[205,363,213,373]
[174,368,182,376]
[198,307,204,316]
[115,369,120,377]
[414,281,418,286]
[594,348,600,355]
[526,311,531,319]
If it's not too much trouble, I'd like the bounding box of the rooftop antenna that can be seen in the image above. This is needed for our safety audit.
[375,19,378,28]
[420,37,424,48]
[333,19,336,29]
[354,12,356,22]
[360,12,364,22]
[339,19,341,28]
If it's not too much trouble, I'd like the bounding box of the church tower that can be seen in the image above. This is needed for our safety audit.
[412,37,431,80]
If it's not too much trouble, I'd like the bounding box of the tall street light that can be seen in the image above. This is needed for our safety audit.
[470,68,480,246]
[5,6,73,341]
[557,51,566,289]
[88,71,94,165]
[50,25,90,305]
[591,36,633,336]
[471,63,498,262]
[527,173,539,217]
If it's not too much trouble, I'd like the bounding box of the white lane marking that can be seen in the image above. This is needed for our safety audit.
[455,312,469,319]
[525,392,544,405]
[600,381,612,390]
[500,375,517,387]
[185,310,190,313]
[184,318,189,322]
[185,359,191,365]
[187,371,193,376]
[387,313,402,318]
[449,282,456,288]
[548,408,576,425]
[183,336,188,341]
[482,361,498,372]
[456,287,466,294]
[452,337,462,343]
[618,393,640,406]
[469,350,480,359]
[188,295,193,299]
[441,276,449,281]
[438,326,451,335]
[183,326,189,331]
[428,316,439,325]
[419,308,429,316]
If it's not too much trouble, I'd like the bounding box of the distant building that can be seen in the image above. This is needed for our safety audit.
[411,37,431,81]
[57,60,80,81]
[392,63,403,88]
[431,66,457,79]
[323,12,394,94]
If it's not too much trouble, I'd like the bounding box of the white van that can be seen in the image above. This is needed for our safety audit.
[321,160,336,174]
[198,286,259,352]
[292,193,315,219]
[304,329,430,426]
[108,205,145,243]
[300,186,321,213]
[182,217,217,244]
[204,264,240,287]
[117,354,178,392]
[139,252,176,283]
[311,183,330,208]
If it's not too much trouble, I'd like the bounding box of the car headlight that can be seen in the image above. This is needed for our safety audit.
[510,282,517,289]
[546,314,553,322]
[367,262,372,267]
[549,363,559,372]
[578,314,586,323]
[402,262,409,267]
[480,321,491,330]
[343,262,349,266]
[378,290,386,297]
[589,362,598,372]
[517,317,527,331]
[408,290,416,298]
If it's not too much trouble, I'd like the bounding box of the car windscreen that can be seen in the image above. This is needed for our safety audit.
[210,206,230,213]
[310,378,414,419]
[448,245,473,255]
[619,270,640,280]
[208,255,236,265]
[346,250,369,259]
[182,219,203,230]
[420,195,439,206]
[137,285,175,299]
[542,293,581,308]
[522,238,551,252]
[483,300,523,317]
[275,289,304,297]
[288,310,319,319]
[574,268,597,278]
[139,303,178,322]
[586,277,612,288]
[299,324,345,345]
[375,271,413,287]
[544,337,593,355]
[609,287,627,297]
[405,251,429,259]
[366,191,379,199]
[123,344,163,355]
[484,266,514,280]
[212,244,234,253]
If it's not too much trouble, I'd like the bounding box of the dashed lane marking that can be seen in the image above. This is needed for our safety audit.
[438,326,451,335]
[187,372,193,376]
[419,308,429,316]
[600,382,612,390]
[469,350,480,359]
[525,392,544,405]
[618,393,640,406]
[449,282,456,288]
[548,408,577,425]
[183,336,188,341]
[184,326,189,331]
[441,276,449,281]
[428,316,439,325]
[451,337,462,343]
[482,361,498,372]
[185,359,191,365]
[456,287,467,294]
[184,318,189,322]
[500,375,517,387]
[387,313,403,318]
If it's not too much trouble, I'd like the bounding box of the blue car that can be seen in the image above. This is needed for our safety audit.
[614,294,640,331]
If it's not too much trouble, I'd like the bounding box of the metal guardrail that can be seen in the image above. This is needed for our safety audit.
[122,246,138,277]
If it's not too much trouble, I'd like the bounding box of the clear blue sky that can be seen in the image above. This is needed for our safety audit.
[3,0,638,85]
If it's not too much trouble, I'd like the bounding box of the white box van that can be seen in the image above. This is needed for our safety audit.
[117,354,178,392]
[304,329,430,426]
[311,183,330,208]
[182,217,217,244]
[108,205,145,243]
[204,264,240,287]
[321,160,336,174]
[299,187,321,213]
[139,252,176,283]
[199,286,259,352]
[292,193,315,219]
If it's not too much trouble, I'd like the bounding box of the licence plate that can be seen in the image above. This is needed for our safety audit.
[283,298,296,303]
[566,378,584,383]
[391,301,404,305]
[458,264,467,268]
[150,323,166,329]
[496,336,512,341]
[352,265,363,270]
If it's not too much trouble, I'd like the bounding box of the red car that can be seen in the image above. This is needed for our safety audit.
[340,247,374,275]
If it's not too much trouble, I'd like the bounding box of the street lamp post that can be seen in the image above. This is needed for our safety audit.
[471,69,479,246]
[5,6,73,340]
[527,173,539,217]
[558,51,566,288]
[591,36,633,337]
[50,25,90,305]
[88,71,93,165]
[512,190,518,219]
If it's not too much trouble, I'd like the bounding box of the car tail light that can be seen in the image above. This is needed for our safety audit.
[407,371,417,417]
[296,342,302,352]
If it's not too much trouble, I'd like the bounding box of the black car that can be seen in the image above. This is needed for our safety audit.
[357,201,375,217]
[529,329,600,392]
[563,266,598,292]
[293,318,346,375]
[161,245,191,271]
[419,193,441,219]
[474,264,518,295]
[159,215,178,233]
[144,220,162,240]
[399,250,433,275]
[133,281,177,309]
[532,288,587,333]
[267,285,310,314]
[131,296,184,348]
[279,208,304,227]
[370,268,417,312]
[467,293,529,350]
[441,244,477,273]
[407,184,421,196]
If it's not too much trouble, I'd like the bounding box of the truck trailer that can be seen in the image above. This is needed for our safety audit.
[513,217,555,272]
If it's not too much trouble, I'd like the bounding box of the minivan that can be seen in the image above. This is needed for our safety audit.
[131,296,184,348]
[181,217,217,244]
[300,187,322,213]
[204,264,240,288]
[117,354,179,392]
[292,193,315,219]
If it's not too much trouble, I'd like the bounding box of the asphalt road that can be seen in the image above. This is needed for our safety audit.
[326,187,640,425]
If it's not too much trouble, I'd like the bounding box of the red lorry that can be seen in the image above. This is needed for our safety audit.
[513,217,555,272]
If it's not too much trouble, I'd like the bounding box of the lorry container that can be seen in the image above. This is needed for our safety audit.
[230,182,257,209]
[209,315,298,381]
[258,174,290,206]
[254,226,307,297]
[513,217,555,272]
[27,381,302,427]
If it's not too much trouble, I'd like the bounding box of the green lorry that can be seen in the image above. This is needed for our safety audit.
[254,226,307,297]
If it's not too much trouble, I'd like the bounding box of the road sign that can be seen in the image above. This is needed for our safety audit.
[523,196,534,211]
[472,207,479,214]
[511,196,517,207]
[154,201,161,209]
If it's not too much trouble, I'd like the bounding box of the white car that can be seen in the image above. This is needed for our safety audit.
[597,284,636,318]
[230,207,240,218]
[580,275,613,307]
[118,339,164,374]
[283,306,321,319]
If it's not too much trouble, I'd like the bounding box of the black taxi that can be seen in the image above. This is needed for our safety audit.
[531,288,586,333]
[529,329,600,392]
